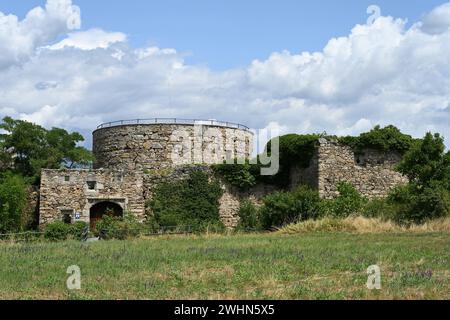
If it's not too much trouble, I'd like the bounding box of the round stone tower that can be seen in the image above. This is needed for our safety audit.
[93,119,254,170]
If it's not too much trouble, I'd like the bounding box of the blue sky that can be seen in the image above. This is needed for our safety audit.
[0,0,449,147]
[0,0,446,70]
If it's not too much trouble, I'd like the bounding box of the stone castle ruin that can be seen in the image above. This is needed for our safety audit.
[39,119,407,228]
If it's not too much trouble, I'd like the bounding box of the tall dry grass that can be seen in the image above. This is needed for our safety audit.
[278,216,450,235]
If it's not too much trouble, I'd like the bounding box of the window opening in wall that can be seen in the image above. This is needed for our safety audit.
[61,210,73,224]
[64,176,70,182]
[87,181,97,190]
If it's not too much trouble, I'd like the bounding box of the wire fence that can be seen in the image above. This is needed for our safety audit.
[0,225,194,243]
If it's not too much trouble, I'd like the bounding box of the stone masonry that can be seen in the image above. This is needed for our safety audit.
[39,121,408,228]
[93,124,253,170]
[39,121,254,227]
[39,169,145,225]
[290,138,408,199]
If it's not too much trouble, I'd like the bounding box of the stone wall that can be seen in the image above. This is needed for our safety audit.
[315,138,408,199]
[39,165,250,228]
[93,124,253,171]
[142,165,275,228]
[39,169,145,226]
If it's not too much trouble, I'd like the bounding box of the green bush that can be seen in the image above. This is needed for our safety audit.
[0,174,28,233]
[389,183,449,224]
[148,170,224,232]
[329,182,367,218]
[389,132,450,223]
[70,221,89,240]
[95,213,142,240]
[236,200,262,231]
[44,221,71,241]
[260,186,322,229]
[362,198,398,220]
[339,125,414,155]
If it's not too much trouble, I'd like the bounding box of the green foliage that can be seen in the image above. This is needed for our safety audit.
[329,182,367,218]
[70,221,89,240]
[260,186,322,229]
[214,126,416,190]
[44,221,89,241]
[236,200,262,231]
[0,116,93,183]
[390,132,450,223]
[0,174,27,233]
[397,133,450,189]
[338,125,415,154]
[212,160,259,191]
[148,170,224,232]
[388,183,449,224]
[268,134,320,187]
[44,221,71,241]
[213,134,320,190]
[361,198,398,220]
[95,213,142,240]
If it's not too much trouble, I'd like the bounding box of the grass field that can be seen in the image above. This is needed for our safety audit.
[0,232,449,300]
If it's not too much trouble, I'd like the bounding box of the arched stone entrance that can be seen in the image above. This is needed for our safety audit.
[89,201,123,230]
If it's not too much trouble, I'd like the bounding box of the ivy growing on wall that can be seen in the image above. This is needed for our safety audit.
[213,134,321,190]
[147,170,224,232]
[213,126,418,191]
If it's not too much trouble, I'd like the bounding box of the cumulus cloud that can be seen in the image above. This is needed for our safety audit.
[0,0,449,148]
[0,0,80,69]
[420,3,450,34]
[48,28,127,50]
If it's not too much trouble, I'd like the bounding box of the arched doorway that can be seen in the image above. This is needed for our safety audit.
[89,201,123,230]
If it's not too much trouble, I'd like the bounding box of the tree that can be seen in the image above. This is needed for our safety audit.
[0,117,93,183]
[393,132,450,222]
[397,133,450,190]
[0,174,27,233]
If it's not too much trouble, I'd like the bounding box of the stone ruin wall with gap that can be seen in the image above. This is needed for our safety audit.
[142,165,277,228]
[39,125,408,228]
[290,138,408,199]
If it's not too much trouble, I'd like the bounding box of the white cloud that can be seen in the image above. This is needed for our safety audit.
[420,3,450,34]
[0,0,450,148]
[0,0,81,69]
[48,28,127,50]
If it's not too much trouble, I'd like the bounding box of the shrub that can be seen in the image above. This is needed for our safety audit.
[236,200,261,231]
[148,170,224,232]
[260,186,322,229]
[329,182,367,217]
[0,174,28,233]
[44,221,71,241]
[362,198,398,221]
[95,213,142,240]
[389,183,449,224]
[339,125,414,154]
[70,221,89,240]
[388,132,450,224]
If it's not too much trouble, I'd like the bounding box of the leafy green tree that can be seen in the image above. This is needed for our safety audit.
[0,117,93,183]
[392,132,450,222]
[0,174,27,233]
[397,133,450,190]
